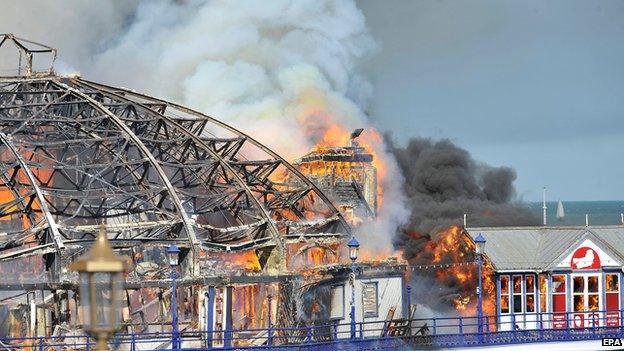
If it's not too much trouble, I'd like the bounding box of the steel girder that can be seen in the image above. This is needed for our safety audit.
[0,75,351,271]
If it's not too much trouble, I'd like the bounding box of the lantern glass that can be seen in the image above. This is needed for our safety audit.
[476,241,485,255]
[167,249,179,267]
[78,271,124,334]
[349,245,359,261]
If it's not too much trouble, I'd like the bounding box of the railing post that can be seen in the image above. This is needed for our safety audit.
[459,317,464,345]
[432,318,437,335]
[307,325,313,343]
[512,313,517,341]
[538,312,544,339]
[38,337,43,351]
[267,294,273,347]
[131,334,136,351]
[359,321,364,339]
[205,288,215,349]
[86,336,91,351]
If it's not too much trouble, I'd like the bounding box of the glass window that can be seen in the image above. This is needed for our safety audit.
[526,295,535,313]
[501,296,510,314]
[500,275,509,294]
[362,282,378,317]
[588,276,599,293]
[513,276,522,293]
[552,275,566,294]
[330,285,344,319]
[573,295,585,312]
[513,295,522,313]
[606,274,619,293]
[573,276,584,293]
[525,275,535,293]
[588,294,599,312]
[512,275,523,313]
[499,275,511,314]
[539,274,548,313]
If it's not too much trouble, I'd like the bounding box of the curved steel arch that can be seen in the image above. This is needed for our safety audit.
[53,83,200,255]
[79,78,352,236]
[0,132,65,254]
[71,79,286,256]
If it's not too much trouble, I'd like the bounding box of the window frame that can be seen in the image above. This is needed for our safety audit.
[499,275,511,315]
[361,282,379,318]
[512,275,524,313]
[330,284,345,319]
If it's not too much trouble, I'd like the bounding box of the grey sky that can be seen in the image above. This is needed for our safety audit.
[358,0,624,201]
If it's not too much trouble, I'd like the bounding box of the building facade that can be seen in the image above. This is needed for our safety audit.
[467,226,624,331]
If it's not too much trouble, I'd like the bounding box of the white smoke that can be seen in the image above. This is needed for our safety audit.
[0,0,409,252]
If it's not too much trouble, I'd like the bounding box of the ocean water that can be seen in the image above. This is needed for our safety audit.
[527,201,624,226]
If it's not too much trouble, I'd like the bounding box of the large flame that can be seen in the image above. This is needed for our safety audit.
[407,224,496,320]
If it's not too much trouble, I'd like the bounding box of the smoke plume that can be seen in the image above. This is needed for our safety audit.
[0,0,408,251]
[388,136,539,315]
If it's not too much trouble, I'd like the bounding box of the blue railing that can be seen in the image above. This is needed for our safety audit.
[2,309,624,350]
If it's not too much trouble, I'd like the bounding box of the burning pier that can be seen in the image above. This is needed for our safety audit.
[0,35,408,348]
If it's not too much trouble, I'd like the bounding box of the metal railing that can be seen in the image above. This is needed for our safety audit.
[2,309,624,350]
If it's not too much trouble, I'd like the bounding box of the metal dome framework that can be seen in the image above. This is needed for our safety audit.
[0,35,350,279]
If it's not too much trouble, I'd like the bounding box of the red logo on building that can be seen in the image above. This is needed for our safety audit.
[570,246,601,270]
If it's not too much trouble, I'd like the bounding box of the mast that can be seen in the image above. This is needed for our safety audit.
[542,187,547,226]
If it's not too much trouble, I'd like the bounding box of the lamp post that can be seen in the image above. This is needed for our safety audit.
[69,226,127,351]
[167,244,181,349]
[474,233,487,343]
[347,236,360,339]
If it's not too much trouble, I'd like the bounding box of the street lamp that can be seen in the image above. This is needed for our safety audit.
[474,233,487,342]
[347,236,360,339]
[167,244,181,349]
[69,226,127,351]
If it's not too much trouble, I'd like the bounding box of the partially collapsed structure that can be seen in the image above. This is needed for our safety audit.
[0,34,406,345]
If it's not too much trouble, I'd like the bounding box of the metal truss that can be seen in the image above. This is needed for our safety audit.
[0,73,351,274]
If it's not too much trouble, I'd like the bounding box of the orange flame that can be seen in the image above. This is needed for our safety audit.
[408,224,496,319]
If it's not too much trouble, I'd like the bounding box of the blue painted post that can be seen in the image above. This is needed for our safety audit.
[307,326,313,343]
[38,337,43,351]
[350,266,356,339]
[476,253,484,343]
[131,334,136,351]
[432,318,437,335]
[267,294,273,346]
[458,317,465,345]
[224,286,233,348]
[206,288,215,349]
[170,268,179,350]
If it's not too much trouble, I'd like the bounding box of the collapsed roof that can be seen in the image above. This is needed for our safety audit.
[0,34,351,280]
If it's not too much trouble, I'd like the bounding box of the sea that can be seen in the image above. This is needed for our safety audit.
[527,201,624,226]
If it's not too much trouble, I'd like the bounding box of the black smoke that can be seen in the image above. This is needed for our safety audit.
[387,136,540,260]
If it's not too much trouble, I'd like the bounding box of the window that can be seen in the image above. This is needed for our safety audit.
[330,285,344,319]
[362,282,378,317]
[500,275,510,314]
[525,275,536,313]
[513,275,523,313]
[606,274,620,310]
[539,274,548,313]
